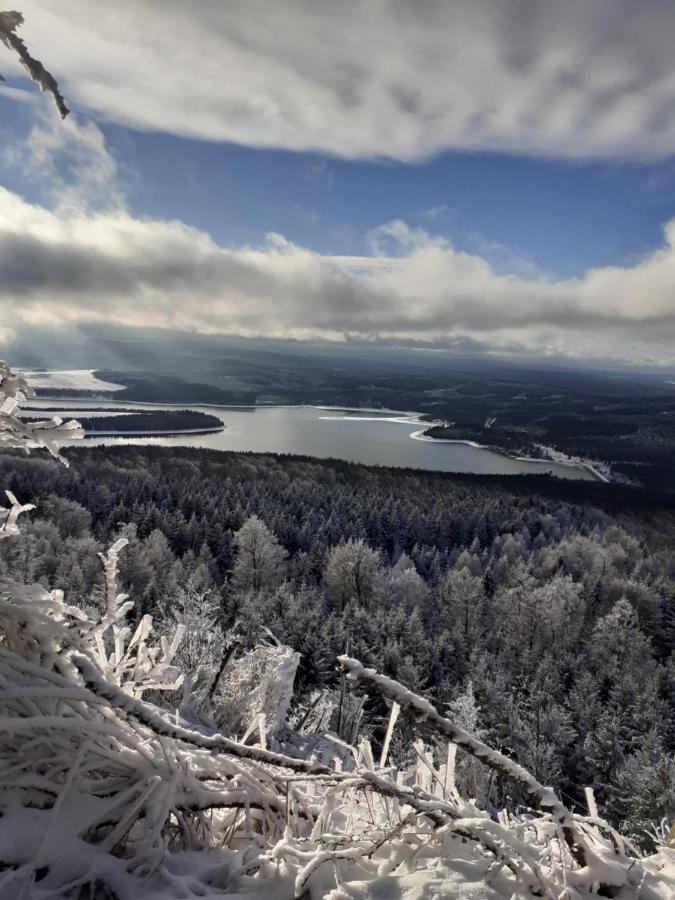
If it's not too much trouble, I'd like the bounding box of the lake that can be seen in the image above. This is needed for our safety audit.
[23,398,599,481]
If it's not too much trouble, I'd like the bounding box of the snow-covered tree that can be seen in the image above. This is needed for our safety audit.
[231,514,287,593]
[157,573,224,700]
[385,552,429,608]
[325,537,382,611]
[608,730,675,850]
[438,564,485,639]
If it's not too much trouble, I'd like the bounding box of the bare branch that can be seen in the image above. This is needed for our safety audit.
[0,10,69,118]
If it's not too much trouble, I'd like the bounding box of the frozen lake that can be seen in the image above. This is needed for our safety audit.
[24,398,598,481]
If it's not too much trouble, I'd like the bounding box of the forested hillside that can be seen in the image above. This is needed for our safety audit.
[1,445,672,848]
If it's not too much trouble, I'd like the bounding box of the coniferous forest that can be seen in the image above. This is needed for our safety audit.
[1,445,672,851]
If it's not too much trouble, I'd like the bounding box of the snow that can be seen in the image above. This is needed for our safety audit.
[410,429,484,449]
[533,444,611,483]
[22,369,125,392]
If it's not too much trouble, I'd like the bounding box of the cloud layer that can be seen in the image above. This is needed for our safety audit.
[3,0,675,160]
[2,187,675,366]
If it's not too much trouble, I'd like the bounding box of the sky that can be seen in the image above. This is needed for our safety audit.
[2,0,675,369]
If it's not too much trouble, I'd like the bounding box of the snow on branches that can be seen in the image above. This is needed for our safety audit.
[0,360,83,466]
[0,535,669,899]
[0,10,69,117]
[88,538,185,697]
[0,489,34,538]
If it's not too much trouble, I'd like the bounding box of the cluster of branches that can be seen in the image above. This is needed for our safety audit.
[0,361,82,462]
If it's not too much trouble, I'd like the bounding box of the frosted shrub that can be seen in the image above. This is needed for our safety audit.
[214,639,300,741]
[157,575,224,718]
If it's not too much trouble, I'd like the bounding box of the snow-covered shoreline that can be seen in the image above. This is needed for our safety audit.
[410,428,483,449]
[412,428,610,482]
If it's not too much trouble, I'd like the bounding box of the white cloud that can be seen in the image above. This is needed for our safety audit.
[367,220,444,256]
[2,188,675,366]
[0,84,34,106]
[3,0,675,161]
[23,107,124,212]
[419,205,453,222]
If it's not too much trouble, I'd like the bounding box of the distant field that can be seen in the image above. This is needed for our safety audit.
[23,369,125,392]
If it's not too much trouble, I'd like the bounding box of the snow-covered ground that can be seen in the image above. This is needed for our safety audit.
[410,428,484,449]
[21,369,125,392]
[535,444,612,483]
[319,413,424,425]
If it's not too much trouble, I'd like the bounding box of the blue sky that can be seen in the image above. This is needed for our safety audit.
[4,95,675,280]
[2,1,675,367]
[98,128,675,279]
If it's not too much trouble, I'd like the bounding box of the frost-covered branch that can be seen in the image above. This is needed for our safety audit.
[86,539,185,696]
[0,490,34,538]
[72,652,334,776]
[338,654,590,866]
[0,10,69,117]
[0,361,83,467]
